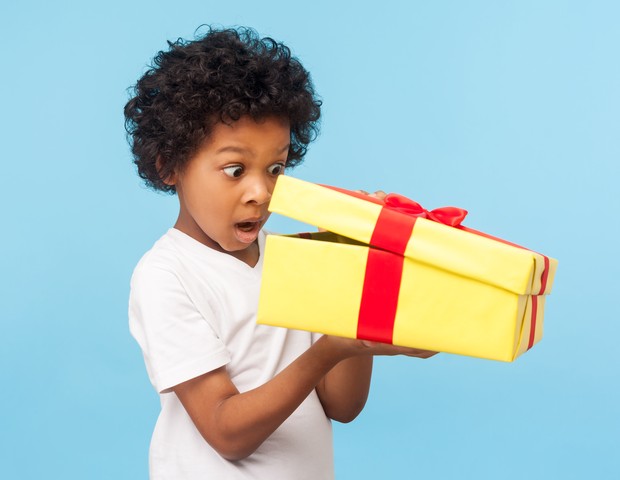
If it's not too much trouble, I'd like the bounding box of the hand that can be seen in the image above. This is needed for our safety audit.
[358,339,438,359]
[321,335,438,360]
[356,189,387,201]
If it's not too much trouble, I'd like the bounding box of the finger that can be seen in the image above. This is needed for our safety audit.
[370,190,387,200]
[355,189,369,195]
[384,345,439,358]
[359,340,438,357]
[404,351,439,359]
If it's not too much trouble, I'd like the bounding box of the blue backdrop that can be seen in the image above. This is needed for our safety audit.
[1,1,618,478]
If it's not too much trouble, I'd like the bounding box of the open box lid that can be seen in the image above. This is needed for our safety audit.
[268,176,557,296]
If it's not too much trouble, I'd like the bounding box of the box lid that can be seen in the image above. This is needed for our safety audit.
[268,176,557,296]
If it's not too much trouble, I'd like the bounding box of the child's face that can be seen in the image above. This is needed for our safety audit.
[170,115,290,264]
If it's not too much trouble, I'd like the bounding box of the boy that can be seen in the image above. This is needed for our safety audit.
[125,26,435,479]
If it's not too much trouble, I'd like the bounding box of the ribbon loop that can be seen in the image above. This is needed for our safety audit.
[427,206,468,227]
[384,194,426,217]
[384,193,468,227]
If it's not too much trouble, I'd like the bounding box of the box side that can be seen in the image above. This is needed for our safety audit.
[257,235,367,337]
[259,235,540,362]
[512,295,546,360]
[393,257,523,362]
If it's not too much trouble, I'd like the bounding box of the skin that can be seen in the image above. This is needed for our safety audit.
[163,115,437,461]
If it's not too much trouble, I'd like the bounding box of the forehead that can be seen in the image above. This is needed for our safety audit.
[205,116,291,153]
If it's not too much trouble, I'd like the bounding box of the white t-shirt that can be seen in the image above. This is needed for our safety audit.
[129,228,334,479]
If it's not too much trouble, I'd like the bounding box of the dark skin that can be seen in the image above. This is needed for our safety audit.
[174,336,436,461]
[167,116,437,461]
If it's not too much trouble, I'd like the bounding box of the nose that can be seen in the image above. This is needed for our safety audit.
[242,175,272,205]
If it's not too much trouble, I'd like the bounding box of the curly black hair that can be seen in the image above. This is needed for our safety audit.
[124,26,322,193]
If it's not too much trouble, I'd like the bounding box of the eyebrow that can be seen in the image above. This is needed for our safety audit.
[214,146,251,155]
[215,144,290,155]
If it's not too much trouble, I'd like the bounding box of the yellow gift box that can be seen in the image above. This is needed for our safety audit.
[257,176,558,362]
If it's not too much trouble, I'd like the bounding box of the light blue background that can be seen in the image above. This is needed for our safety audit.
[1,1,618,478]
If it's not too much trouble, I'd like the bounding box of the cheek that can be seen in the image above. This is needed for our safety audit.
[196,191,238,225]
[183,174,221,206]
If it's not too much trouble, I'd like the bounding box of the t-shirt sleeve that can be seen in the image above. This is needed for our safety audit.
[129,261,231,393]
[311,332,324,344]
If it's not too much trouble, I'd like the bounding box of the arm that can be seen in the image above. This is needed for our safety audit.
[173,335,362,461]
[315,342,436,423]
[315,355,373,423]
[174,336,436,461]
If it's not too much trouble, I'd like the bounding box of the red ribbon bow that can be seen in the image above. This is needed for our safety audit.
[384,193,468,228]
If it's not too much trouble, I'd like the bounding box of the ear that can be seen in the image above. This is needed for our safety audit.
[156,155,177,186]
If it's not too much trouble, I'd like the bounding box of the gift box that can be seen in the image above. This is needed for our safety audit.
[257,176,558,362]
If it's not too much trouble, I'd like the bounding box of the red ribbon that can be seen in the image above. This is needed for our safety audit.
[357,194,468,343]
[384,194,468,227]
[323,185,549,353]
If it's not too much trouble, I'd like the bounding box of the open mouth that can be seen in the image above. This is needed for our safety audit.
[236,221,259,232]
[234,219,263,243]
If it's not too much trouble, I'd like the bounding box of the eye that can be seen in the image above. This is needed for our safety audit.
[223,165,244,178]
[267,163,285,176]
